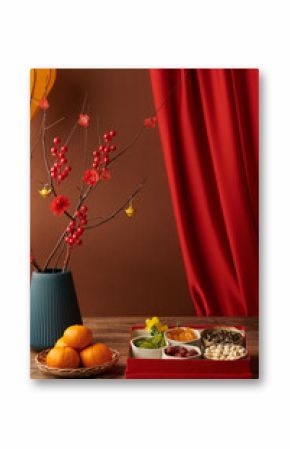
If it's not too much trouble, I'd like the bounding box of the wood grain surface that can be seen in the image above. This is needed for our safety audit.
[30,316,259,379]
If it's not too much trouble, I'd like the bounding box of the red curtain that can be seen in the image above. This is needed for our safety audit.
[150,69,258,316]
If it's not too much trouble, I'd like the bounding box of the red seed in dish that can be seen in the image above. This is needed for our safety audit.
[189,349,198,356]
[165,345,198,358]
[165,346,176,355]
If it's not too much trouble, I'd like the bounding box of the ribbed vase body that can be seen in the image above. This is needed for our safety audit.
[30,270,82,350]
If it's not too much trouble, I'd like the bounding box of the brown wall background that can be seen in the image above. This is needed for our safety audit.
[31,69,194,316]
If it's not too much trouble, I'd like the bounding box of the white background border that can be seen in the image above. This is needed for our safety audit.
[1,0,289,447]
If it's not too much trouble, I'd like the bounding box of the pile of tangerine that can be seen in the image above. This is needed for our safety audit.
[46,325,112,369]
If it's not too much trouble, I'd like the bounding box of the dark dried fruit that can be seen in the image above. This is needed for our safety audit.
[202,328,244,347]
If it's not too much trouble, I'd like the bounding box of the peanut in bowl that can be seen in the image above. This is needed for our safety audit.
[164,327,201,347]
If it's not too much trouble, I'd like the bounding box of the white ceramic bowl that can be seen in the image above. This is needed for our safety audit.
[162,344,201,360]
[164,327,201,347]
[130,336,166,359]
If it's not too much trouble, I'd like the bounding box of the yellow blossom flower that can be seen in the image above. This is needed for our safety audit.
[145,317,168,333]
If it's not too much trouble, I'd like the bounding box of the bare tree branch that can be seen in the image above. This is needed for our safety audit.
[43,184,93,271]
[79,126,89,199]
[96,115,101,146]
[38,90,156,271]
[63,246,71,272]
[31,116,66,160]
[43,228,68,270]
[42,179,146,270]
[109,125,145,168]
[40,110,74,220]
[84,178,146,230]
[45,116,66,130]
[63,120,78,147]
[41,111,51,183]
[100,74,182,170]
[31,258,41,272]
[33,74,184,271]
[30,126,42,159]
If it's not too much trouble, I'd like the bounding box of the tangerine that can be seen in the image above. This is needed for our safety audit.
[80,343,112,368]
[46,346,80,369]
[54,337,68,348]
[63,325,93,349]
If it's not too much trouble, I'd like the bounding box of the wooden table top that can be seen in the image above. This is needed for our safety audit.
[30,316,259,379]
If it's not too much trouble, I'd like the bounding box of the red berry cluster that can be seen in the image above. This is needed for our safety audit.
[91,129,116,180]
[65,206,88,247]
[50,137,72,184]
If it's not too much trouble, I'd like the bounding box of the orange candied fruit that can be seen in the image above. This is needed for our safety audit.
[167,328,197,342]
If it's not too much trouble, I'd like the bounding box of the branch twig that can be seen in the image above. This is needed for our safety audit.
[63,247,71,272]
[31,259,41,272]
[96,116,101,146]
[41,111,51,184]
[42,179,145,270]
[79,126,89,198]
[36,74,183,271]
[64,120,78,147]
[30,127,42,159]
[84,178,146,230]
[45,116,66,130]
[43,228,68,270]
[31,116,66,160]
[109,125,145,168]
[107,71,183,168]
[54,241,67,270]
[40,110,74,220]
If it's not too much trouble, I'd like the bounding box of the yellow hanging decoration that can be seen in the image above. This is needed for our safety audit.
[125,200,136,217]
[39,185,52,198]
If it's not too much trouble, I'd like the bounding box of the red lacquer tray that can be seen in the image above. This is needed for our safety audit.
[125,325,253,379]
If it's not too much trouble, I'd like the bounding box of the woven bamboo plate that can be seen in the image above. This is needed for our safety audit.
[36,348,120,378]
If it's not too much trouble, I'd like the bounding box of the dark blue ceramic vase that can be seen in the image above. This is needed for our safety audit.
[30,270,82,350]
